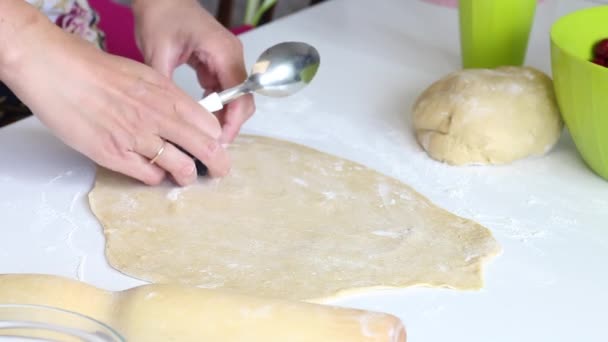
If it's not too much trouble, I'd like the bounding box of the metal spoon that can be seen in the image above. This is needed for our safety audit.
[199,41,321,112]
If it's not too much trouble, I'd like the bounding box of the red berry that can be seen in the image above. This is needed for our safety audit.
[593,39,608,59]
[592,56,607,67]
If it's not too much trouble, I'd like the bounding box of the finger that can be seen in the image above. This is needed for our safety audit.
[136,136,198,186]
[191,59,220,94]
[147,44,180,79]
[103,152,166,186]
[189,45,245,99]
[159,119,231,178]
[188,38,251,142]
[214,40,248,89]
[171,91,222,140]
[190,60,251,143]
[219,94,255,143]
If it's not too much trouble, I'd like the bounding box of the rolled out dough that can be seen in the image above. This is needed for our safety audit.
[88,135,501,301]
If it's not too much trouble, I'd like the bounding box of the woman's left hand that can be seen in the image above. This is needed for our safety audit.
[131,0,255,144]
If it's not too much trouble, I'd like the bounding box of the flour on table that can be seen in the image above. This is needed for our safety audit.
[166,188,182,201]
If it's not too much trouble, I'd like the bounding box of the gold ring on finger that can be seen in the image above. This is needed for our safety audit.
[149,140,166,165]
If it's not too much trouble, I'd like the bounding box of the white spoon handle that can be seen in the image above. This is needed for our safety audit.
[198,93,224,113]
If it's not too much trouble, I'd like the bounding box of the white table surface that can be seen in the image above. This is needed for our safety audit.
[1,0,607,341]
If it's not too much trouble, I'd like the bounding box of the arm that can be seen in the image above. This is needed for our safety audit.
[0,0,229,186]
[0,0,49,82]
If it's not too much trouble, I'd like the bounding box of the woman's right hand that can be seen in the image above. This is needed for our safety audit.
[0,1,229,186]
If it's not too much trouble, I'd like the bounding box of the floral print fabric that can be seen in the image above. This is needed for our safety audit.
[26,0,105,49]
[0,0,105,127]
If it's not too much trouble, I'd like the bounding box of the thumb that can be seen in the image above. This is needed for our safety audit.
[147,46,178,79]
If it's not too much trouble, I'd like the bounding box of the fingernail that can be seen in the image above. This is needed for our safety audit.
[182,164,197,184]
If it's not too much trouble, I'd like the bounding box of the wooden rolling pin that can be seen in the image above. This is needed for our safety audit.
[0,274,406,341]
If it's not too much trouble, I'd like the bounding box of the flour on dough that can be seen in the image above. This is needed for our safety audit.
[413,66,563,165]
[88,135,501,301]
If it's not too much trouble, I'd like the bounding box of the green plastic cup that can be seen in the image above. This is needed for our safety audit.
[551,6,608,181]
[459,0,537,69]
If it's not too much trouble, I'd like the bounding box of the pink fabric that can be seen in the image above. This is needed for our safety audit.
[54,1,105,48]
[88,0,143,62]
[230,25,255,35]
[421,0,458,7]
[84,1,250,62]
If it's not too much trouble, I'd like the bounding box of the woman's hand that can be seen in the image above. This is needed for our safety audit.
[132,0,255,144]
[0,1,229,186]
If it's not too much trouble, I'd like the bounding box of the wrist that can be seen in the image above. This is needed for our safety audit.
[131,0,158,14]
[0,1,54,81]
[131,0,197,15]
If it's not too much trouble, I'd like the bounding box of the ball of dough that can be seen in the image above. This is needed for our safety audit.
[412,66,563,165]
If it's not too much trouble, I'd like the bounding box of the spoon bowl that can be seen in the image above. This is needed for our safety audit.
[208,42,320,105]
[247,41,321,98]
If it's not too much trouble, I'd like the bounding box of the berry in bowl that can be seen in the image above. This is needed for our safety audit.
[591,38,608,66]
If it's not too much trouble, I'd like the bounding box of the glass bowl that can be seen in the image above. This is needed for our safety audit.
[0,304,124,342]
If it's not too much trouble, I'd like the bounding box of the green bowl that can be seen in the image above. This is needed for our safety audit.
[551,6,608,180]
